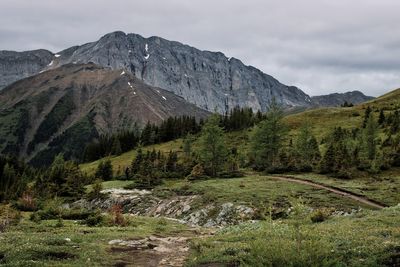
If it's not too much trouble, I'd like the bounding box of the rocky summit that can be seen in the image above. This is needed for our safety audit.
[311,90,374,107]
[0,49,53,89]
[0,32,374,114]
[1,31,314,113]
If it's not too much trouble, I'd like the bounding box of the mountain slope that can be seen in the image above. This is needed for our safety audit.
[42,31,313,113]
[285,88,400,138]
[0,63,209,165]
[311,90,374,107]
[0,49,54,90]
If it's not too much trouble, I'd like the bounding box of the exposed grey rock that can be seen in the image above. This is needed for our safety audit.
[72,188,255,227]
[51,31,313,113]
[311,90,374,107]
[0,49,53,89]
[1,31,373,113]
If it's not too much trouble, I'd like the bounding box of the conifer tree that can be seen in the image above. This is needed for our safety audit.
[198,114,228,176]
[362,106,372,128]
[95,159,113,181]
[111,137,122,156]
[183,134,193,159]
[363,114,378,161]
[131,148,143,175]
[250,99,287,171]
[378,109,385,125]
[295,123,321,170]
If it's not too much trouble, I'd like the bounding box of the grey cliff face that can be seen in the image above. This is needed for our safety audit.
[5,31,373,113]
[0,49,54,90]
[51,31,312,113]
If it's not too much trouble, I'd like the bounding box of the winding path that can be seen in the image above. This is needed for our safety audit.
[268,175,387,209]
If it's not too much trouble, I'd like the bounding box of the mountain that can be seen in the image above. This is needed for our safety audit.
[0,63,209,165]
[311,91,374,107]
[0,31,313,113]
[0,49,54,90]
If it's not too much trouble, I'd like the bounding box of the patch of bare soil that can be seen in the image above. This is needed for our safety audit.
[108,230,214,267]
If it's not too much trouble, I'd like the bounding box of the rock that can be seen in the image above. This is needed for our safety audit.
[1,32,313,113]
[74,189,255,227]
[53,32,313,113]
[0,49,53,90]
[311,91,374,107]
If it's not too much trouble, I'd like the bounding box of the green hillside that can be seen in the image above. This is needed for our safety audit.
[285,88,400,138]
[81,88,400,175]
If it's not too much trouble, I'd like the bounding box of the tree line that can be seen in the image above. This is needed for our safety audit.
[1,102,399,203]
[83,108,265,162]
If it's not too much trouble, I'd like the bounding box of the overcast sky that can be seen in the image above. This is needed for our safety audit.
[1,0,399,96]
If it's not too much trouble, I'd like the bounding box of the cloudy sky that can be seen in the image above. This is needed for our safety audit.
[1,0,399,96]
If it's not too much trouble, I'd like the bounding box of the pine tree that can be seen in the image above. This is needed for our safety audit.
[111,137,122,156]
[295,123,320,170]
[198,114,228,177]
[362,106,372,128]
[249,99,287,171]
[364,114,378,160]
[378,109,385,125]
[0,163,16,201]
[319,128,354,178]
[319,144,335,174]
[95,159,113,181]
[62,161,86,198]
[131,148,143,175]
[166,151,178,172]
[183,134,193,159]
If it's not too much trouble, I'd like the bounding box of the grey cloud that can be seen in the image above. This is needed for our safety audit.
[0,0,399,97]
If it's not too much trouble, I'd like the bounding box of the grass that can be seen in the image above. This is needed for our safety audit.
[0,213,191,266]
[80,139,183,175]
[79,130,250,176]
[80,88,400,178]
[284,87,400,139]
[158,174,372,211]
[187,205,400,267]
[286,169,400,206]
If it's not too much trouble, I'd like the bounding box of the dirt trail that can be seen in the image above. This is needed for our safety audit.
[109,228,214,267]
[269,175,386,209]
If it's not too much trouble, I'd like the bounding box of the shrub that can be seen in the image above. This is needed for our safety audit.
[15,188,37,211]
[155,217,168,232]
[109,205,126,226]
[86,179,104,200]
[55,217,64,228]
[187,164,207,180]
[0,205,21,232]
[310,209,330,223]
[30,212,42,224]
[35,198,64,220]
[83,210,104,226]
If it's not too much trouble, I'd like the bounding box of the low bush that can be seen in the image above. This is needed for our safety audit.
[0,205,21,232]
[310,209,331,223]
[14,189,38,211]
[109,205,126,226]
[83,210,104,226]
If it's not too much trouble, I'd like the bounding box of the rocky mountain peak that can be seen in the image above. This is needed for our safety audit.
[0,32,373,113]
